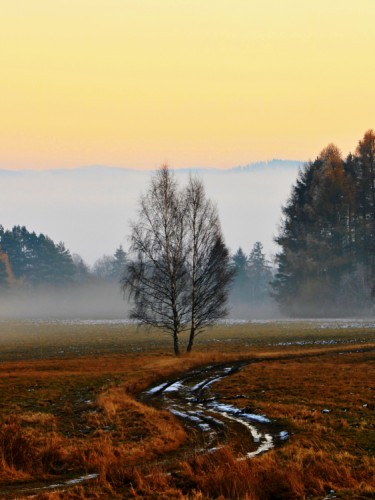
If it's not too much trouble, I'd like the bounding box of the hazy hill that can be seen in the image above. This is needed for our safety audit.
[0,160,302,265]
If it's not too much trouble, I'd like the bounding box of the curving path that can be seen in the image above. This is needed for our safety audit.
[141,361,289,459]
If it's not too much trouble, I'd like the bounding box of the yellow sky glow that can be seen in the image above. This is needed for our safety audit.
[1,1,375,169]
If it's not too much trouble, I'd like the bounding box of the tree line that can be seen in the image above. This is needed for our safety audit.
[0,223,265,314]
[273,130,375,316]
[231,243,274,311]
[0,225,127,288]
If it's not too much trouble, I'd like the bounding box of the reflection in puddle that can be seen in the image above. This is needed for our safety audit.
[142,362,288,459]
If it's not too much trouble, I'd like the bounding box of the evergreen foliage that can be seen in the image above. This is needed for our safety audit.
[273,130,375,316]
[92,246,127,282]
[0,225,76,286]
[231,243,273,309]
[247,242,273,302]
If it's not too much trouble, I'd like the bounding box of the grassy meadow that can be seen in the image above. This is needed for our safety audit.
[0,320,373,499]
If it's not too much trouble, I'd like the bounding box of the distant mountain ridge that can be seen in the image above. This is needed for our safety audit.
[0,159,303,175]
[231,158,302,172]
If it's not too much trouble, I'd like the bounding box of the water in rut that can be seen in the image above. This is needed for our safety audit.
[141,361,289,459]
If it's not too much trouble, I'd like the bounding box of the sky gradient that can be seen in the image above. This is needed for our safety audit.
[1,1,375,170]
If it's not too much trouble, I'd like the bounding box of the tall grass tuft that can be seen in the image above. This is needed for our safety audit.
[0,417,38,476]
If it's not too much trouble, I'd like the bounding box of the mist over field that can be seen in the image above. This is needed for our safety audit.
[1,156,374,321]
[0,280,279,321]
[0,282,129,320]
[0,161,301,265]
[0,162,303,320]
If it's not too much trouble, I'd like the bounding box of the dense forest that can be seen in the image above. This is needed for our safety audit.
[230,242,275,315]
[273,130,375,316]
[0,225,127,289]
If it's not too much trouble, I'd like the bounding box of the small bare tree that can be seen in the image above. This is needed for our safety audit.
[185,177,234,351]
[123,166,189,355]
[123,166,233,355]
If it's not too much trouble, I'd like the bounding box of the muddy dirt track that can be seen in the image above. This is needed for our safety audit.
[141,360,289,459]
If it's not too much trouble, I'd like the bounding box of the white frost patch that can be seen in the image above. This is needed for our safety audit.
[240,412,271,424]
[171,408,203,424]
[20,474,98,493]
[163,381,184,392]
[279,431,289,440]
[207,402,239,413]
[209,407,269,445]
[185,414,201,422]
[207,402,271,424]
[245,434,273,458]
[146,382,169,394]
[65,474,98,485]
[198,423,211,431]
[170,409,190,419]
[192,379,209,391]
[204,415,225,426]
[192,375,226,391]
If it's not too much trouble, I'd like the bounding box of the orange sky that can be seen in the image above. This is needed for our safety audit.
[1,1,375,170]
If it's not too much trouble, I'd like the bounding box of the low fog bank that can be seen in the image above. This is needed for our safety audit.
[0,284,282,321]
[228,299,280,320]
[228,298,375,321]
[2,285,372,322]
[0,282,130,320]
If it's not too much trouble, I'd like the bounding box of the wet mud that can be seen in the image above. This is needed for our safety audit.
[141,360,289,459]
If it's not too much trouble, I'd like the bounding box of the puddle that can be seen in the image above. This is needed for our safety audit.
[0,473,98,498]
[141,361,288,459]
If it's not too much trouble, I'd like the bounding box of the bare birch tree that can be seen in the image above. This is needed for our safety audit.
[123,167,233,354]
[123,166,189,355]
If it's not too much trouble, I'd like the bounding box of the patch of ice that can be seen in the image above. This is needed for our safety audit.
[65,474,98,485]
[209,407,267,444]
[170,409,190,419]
[204,415,225,426]
[245,434,273,458]
[207,402,240,413]
[20,474,98,493]
[198,423,211,431]
[185,414,201,422]
[146,382,169,394]
[241,412,272,424]
[192,376,223,391]
[163,381,183,392]
[191,380,208,391]
[207,402,271,424]
[171,408,202,424]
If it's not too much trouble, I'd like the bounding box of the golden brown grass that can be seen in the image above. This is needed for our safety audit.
[0,320,373,498]
[209,350,375,499]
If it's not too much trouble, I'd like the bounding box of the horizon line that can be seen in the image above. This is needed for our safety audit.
[0,158,304,174]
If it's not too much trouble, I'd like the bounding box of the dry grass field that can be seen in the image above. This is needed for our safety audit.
[0,320,373,499]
